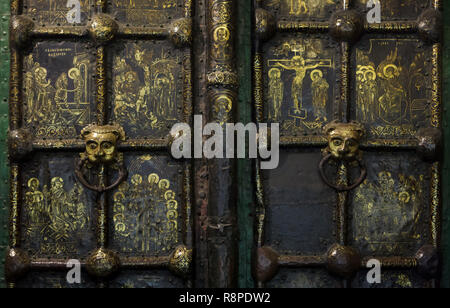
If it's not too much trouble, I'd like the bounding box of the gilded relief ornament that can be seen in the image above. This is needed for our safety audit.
[169,18,193,48]
[88,14,119,44]
[75,124,128,193]
[255,9,275,42]
[322,121,365,161]
[86,248,121,278]
[10,15,34,49]
[319,121,367,191]
[80,124,125,165]
[329,10,364,42]
[168,245,192,278]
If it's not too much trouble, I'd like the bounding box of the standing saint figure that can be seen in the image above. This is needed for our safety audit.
[365,69,377,122]
[310,69,329,121]
[268,68,284,122]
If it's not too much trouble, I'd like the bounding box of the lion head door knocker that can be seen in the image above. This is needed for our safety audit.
[319,121,367,191]
[75,124,128,193]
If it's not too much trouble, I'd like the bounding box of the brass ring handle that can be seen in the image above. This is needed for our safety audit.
[75,158,128,193]
[319,154,367,192]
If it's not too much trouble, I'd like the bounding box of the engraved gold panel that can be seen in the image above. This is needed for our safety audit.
[352,37,432,140]
[110,41,185,139]
[23,0,91,25]
[263,34,338,137]
[350,152,431,256]
[23,41,96,139]
[21,153,96,258]
[110,154,184,257]
[8,0,195,288]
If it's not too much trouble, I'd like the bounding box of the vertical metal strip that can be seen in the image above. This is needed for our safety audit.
[254,53,264,124]
[253,3,265,248]
[431,163,440,248]
[441,0,450,288]
[97,165,108,249]
[336,164,348,245]
[183,48,194,288]
[339,42,350,121]
[253,0,266,287]
[254,53,265,252]
[94,0,109,253]
[335,0,352,248]
[433,0,442,10]
[430,43,442,249]
[96,46,107,125]
[182,51,193,246]
[8,47,22,249]
[9,165,20,248]
[206,0,238,288]
[8,0,22,288]
[94,45,109,252]
[183,0,194,287]
[339,0,352,289]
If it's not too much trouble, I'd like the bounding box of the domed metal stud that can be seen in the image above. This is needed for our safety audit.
[255,9,276,42]
[10,16,34,49]
[8,129,33,162]
[329,10,364,43]
[169,18,192,48]
[415,245,439,279]
[253,246,279,283]
[86,248,120,278]
[326,244,361,278]
[417,8,442,43]
[168,245,192,278]
[88,14,119,45]
[5,248,31,282]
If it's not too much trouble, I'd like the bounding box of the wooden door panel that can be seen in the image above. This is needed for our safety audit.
[253,0,443,288]
[7,0,195,288]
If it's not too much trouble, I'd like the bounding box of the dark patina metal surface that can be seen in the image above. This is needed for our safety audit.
[7,0,197,288]
[252,0,443,288]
